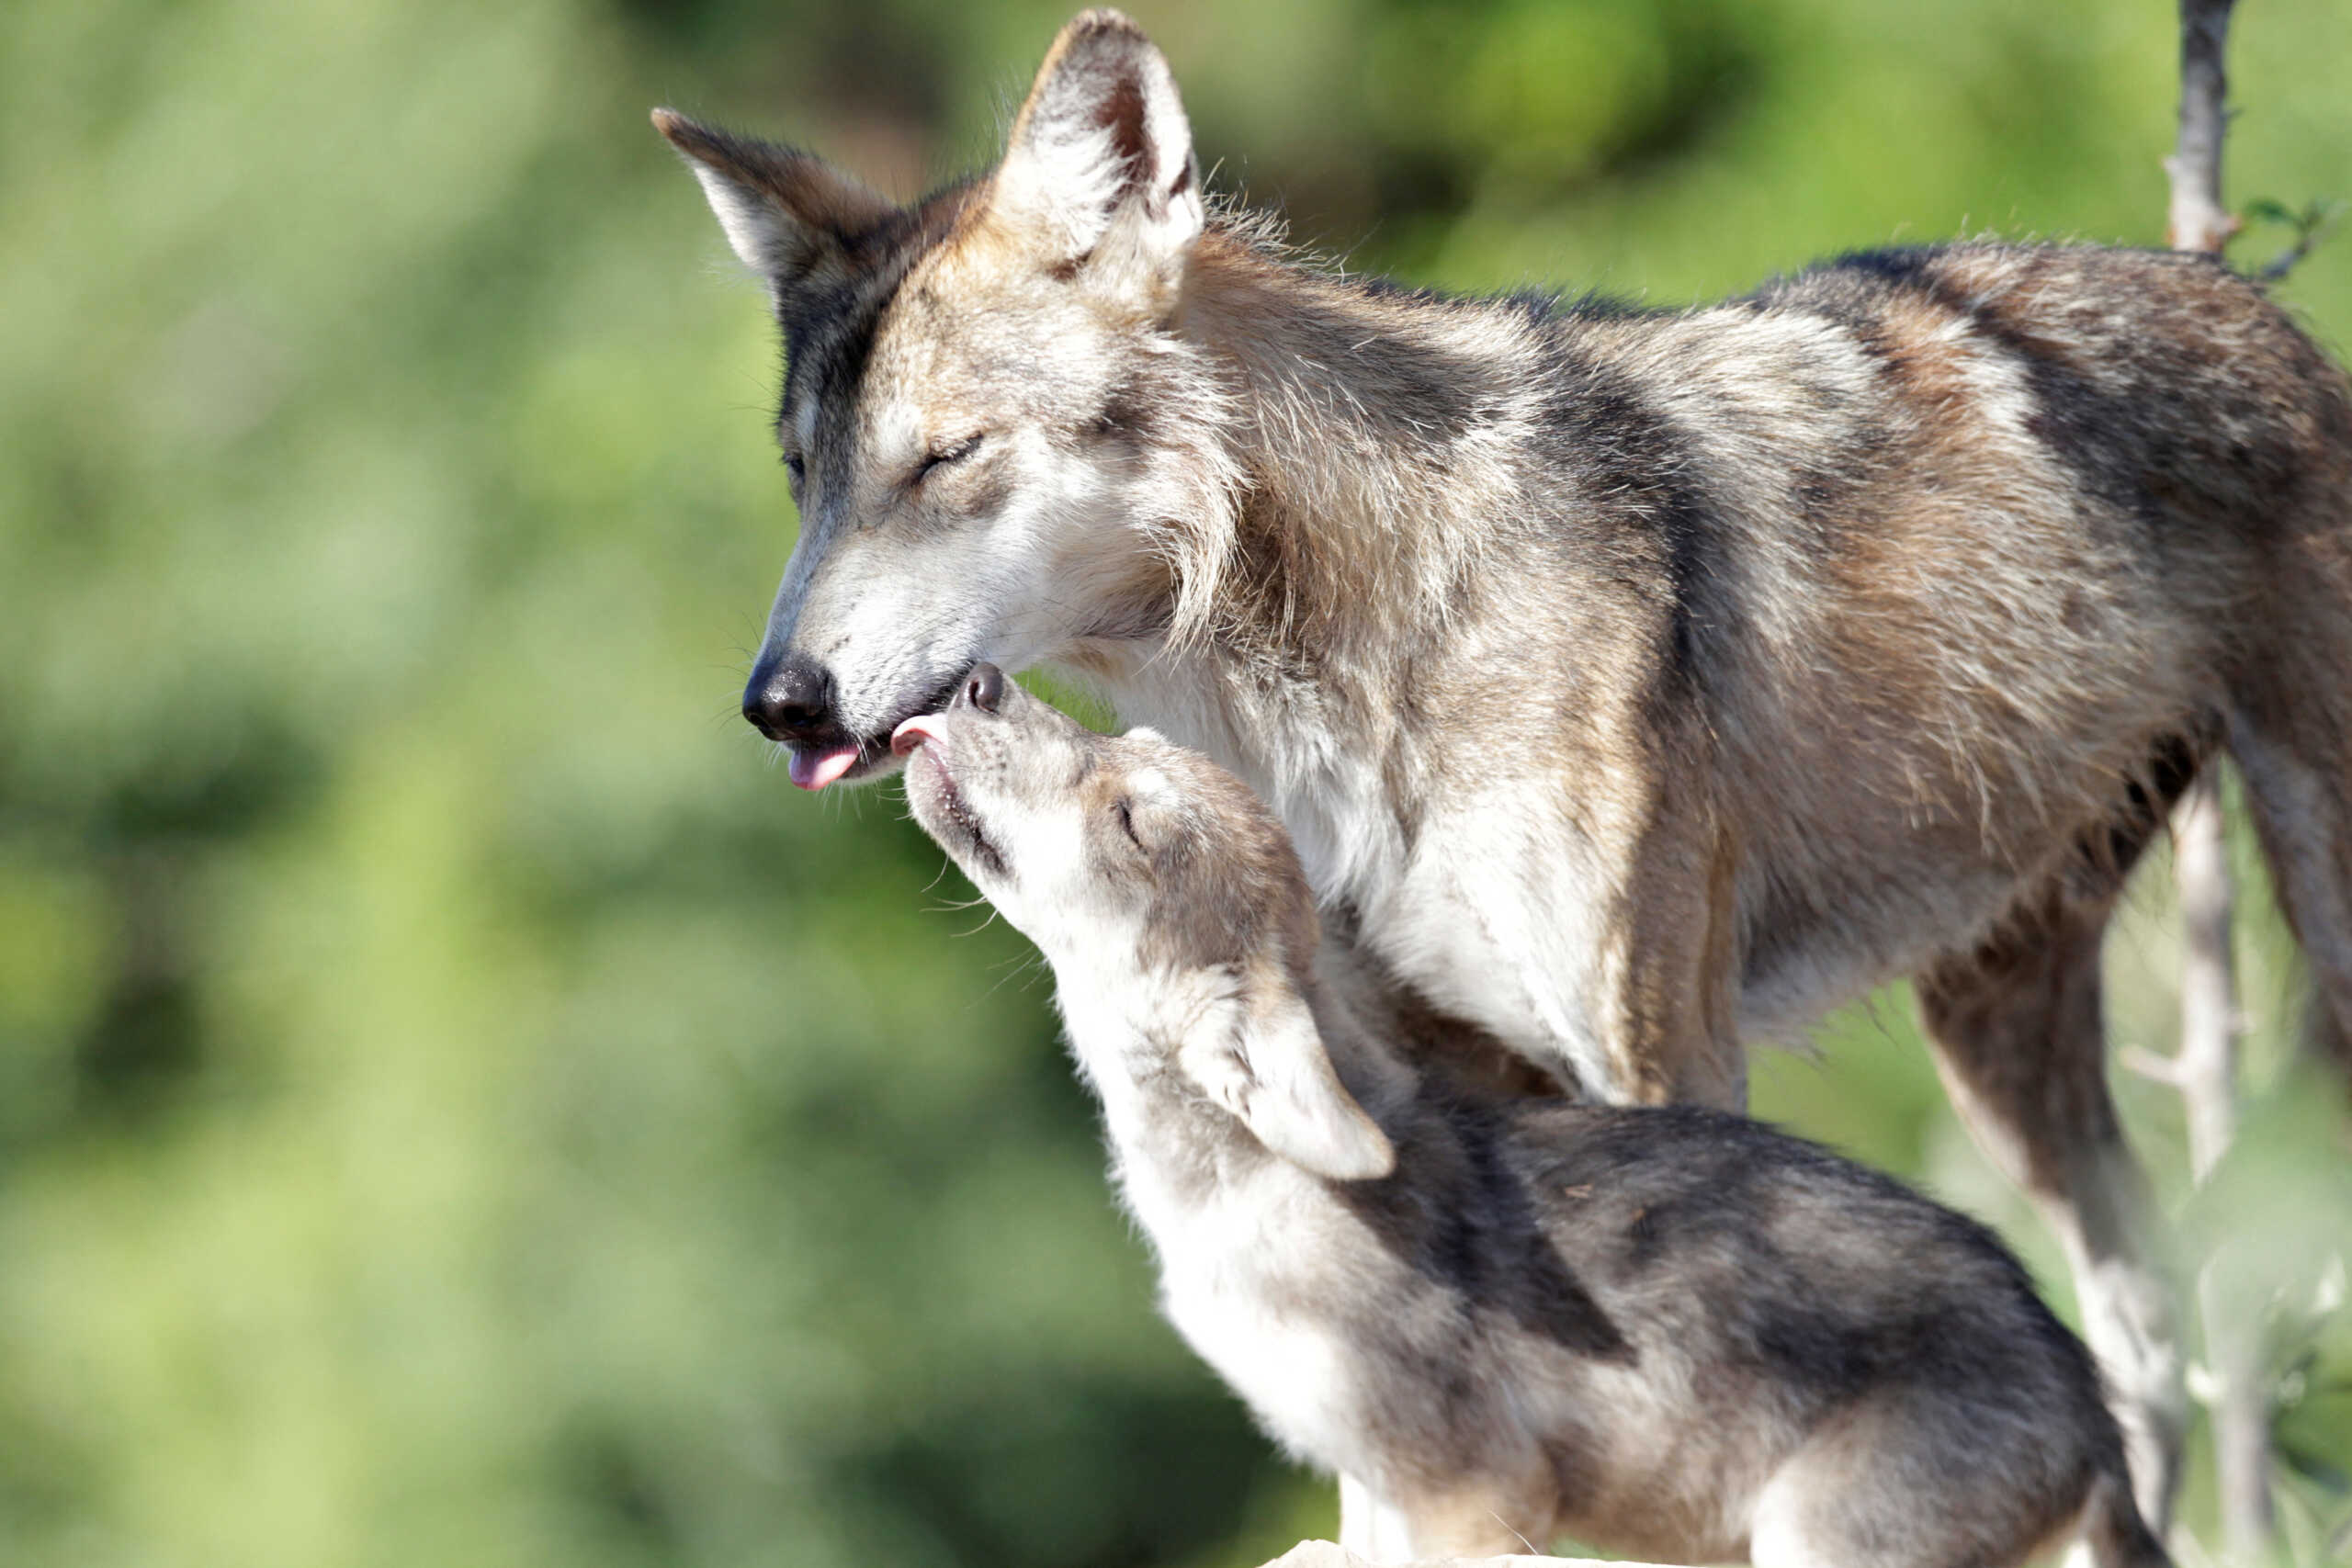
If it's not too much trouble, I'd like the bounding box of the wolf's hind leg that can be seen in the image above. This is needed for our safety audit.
[1913,876,2185,1535]
[2227,704,2352,1091]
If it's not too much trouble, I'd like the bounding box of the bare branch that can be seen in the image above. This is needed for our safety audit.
[2120,1043,2188,1089]
[2257,236,2314,282]
[2171,774,2240,1185]
[2165,0,2241,254]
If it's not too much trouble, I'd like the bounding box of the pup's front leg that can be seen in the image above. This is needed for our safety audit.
[1339,1472,1557,1563]
[1337,1474,1418,1563]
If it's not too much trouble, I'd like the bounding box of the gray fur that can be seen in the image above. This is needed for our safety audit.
[898,677,2172,1568]
[656,8,2352,1523]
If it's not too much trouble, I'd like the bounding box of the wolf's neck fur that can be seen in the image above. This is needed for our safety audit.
[1179,230,1514,660]
[1099,231,1541,903]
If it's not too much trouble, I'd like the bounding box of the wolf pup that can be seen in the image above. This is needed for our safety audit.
[894,666,2170,1568]
[658,9,2352,1521]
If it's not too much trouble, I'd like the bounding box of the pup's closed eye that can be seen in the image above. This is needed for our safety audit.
[1112,795,1143,850]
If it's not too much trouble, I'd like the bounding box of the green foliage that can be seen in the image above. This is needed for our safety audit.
[2245,196,2345,283]
[2,0,2349,1563]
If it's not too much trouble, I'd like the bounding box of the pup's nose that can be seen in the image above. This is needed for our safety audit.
[743,651,837,743]
[956,663,1005,714]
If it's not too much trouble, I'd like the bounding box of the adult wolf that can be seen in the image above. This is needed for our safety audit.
[654,8,2352,1530]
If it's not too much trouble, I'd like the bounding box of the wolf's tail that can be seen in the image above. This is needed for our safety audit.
[2082,1472,2174,1568]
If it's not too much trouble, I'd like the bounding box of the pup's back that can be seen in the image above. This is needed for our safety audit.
[897,668,2167,1568]
[1340,1090,2152,1563]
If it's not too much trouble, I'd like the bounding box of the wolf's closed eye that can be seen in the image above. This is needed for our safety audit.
[1113,795,1142,850]
[917,434,984,483]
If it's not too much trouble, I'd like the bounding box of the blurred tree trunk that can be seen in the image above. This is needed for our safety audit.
[2159,1,2274,1560]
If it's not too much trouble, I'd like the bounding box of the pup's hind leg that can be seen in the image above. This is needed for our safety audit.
[1748,1393,2105,1568]
[1914,876,2184,1534]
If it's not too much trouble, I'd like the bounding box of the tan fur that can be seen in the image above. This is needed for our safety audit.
[657,10,2352,1528]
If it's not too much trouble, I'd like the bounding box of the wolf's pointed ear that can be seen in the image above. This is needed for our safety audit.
[993,11,1204,293]
[653,109,899,292]
[1181,970,1395,1182]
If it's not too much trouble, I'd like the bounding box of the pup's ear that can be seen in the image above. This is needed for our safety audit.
[1181,972,1395,1181]
[992,11,1204,296]
[653,109,899,292]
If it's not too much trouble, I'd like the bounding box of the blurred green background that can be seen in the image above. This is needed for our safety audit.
[4,0,2350,1563]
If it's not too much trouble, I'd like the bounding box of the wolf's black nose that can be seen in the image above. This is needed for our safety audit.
[958,664,1005,714]
[744,651,836,742]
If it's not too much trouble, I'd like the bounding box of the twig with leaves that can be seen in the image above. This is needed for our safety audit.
[2247,197,2345,284]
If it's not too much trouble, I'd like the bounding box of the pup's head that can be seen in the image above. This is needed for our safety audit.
[897,669,1393,1182]
[657,11,1229,792]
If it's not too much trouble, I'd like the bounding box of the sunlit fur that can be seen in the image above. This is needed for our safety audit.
[658,8,2352,1525]
[900,682,2174,1568]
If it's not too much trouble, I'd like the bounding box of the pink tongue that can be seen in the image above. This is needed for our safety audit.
[891,716,944,756]
[788,744,861,791]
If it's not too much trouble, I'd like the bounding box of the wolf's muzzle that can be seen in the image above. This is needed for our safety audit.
[742,650,838,745]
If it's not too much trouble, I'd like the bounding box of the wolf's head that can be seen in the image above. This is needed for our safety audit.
[658,11,1232,790]
[894,668,1392,1181]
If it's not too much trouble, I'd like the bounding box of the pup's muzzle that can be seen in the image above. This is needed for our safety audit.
[892,663,1006,755]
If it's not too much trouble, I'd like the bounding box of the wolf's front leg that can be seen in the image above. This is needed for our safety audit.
[1914,877,2186,1533]
[1365,761,1744,1109]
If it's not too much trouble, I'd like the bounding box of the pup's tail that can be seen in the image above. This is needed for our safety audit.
[2082,1472,2173,1568]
